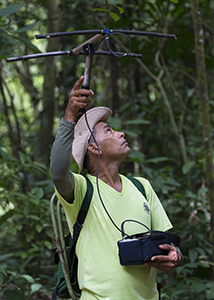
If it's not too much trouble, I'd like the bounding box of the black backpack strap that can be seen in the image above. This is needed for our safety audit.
[72,176,93,245]
[52,287,57,300]
[70,177,93,276]
[127,177,147,200]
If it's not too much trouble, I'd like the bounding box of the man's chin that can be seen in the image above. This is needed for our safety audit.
[125,147,131,156]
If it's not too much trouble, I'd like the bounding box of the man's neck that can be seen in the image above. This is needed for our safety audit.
[89,162,122,192]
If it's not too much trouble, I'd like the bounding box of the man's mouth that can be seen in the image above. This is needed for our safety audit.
[121,140,128,146]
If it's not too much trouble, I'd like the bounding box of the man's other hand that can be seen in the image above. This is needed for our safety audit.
[144,244,182,272]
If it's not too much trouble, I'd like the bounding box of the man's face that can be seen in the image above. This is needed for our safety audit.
[90,122,131,160]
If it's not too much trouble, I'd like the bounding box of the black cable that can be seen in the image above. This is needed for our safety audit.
[81,32,140,236]
[84,113,123,234]
[105,32,131,57]
[85,31,132,79]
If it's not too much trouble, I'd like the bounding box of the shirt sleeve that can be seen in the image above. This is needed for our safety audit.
[54,173,87,223]
[50,118,76,201]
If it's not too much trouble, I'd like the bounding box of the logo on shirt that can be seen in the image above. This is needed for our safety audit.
[143,202,150,214]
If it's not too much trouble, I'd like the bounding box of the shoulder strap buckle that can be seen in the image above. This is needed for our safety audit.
[73,222,83,233]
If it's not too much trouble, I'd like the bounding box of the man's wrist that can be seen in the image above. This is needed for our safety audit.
[62,117,76,125]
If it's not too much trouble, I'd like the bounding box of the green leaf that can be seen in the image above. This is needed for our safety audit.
[0,210,14,226]
[0,5,24,17]
[147,157,169,164]
[109,11,120,21]
[21,274,35,284]
[94,6,121,21]
[35,224,43,233]
[0,272,4,286]
[33,161,47,172]
[191,281,207,293]
[31,187,44,199]
[16,21,40,33]
[29,198,40,206]
[108,116,121,129]
[128,149,144,163]
[116,6,124,14]
[182,161,196,174]
[197,187,207,197]
[4,290,28,300]
[123,119,151,125]
[28,215,40,221]
[189,248,198,263]
[94,8,109,12]
[175,265,185,275]
[186,190,197,199]
[16,224,23,231]
[0,253,13,262]
[122,129,138,137]
[14,192,29,201]
[106,0,124,4]
[33,162,46,169]
[7,228,17,235]
[30,283,43,294]
[11,36,41,53]
[170,0,178,3]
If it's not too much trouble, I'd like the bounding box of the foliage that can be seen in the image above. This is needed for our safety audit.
[0,0,214,299]
[94,0,124,22]
[0,147,54,299]
[0,4,40,59]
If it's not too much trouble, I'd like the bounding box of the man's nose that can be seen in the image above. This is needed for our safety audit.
[118,131,124,138]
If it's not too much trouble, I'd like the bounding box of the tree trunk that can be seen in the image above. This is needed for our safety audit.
[34,0,59,177]
[190,0,214,275]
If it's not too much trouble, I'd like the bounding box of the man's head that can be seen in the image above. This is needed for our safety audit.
[86,122,130,164]
[72,107,112,173]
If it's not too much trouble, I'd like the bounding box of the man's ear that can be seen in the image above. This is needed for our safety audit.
[87,143,102,155]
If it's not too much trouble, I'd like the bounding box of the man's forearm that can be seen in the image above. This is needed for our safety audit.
[50,119,76,201]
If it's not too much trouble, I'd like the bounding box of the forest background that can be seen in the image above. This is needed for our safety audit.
[0,0,214,299]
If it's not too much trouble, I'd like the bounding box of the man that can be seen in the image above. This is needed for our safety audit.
[50,76,182,300]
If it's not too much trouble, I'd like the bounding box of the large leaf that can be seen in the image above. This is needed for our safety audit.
[30,283,43,294]
[0,30,17,58]
[122,129,138,137]
[21,274,35,284]
[3,290,28,300]
[109,12,120,21]
[116,6,124,14]
[16,21,40,33]
[0,5,24,18]
[10,35,41,53]
[146,157,169,164]
[108,116,121,129]
[0,254,13,262]
[0,210,14,226]
[94,8,120,21]
[189,248,198,263]
[128,149,144,163]
[182,161,196,174]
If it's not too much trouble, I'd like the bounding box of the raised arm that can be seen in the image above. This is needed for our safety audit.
[50,76,94,202]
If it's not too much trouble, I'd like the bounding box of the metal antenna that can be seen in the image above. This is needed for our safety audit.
[6,28,177,113]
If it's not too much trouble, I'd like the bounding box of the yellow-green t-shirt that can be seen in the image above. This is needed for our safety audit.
[55,174,172,300]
